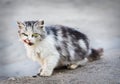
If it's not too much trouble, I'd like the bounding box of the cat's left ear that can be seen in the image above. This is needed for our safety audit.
[17,21,25,29]
[34,20,44,29]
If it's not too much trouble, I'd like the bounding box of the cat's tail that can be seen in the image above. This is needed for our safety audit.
[87,48,104,62]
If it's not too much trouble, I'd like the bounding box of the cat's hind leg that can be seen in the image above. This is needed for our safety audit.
[67,58,88,70]
[67,64,78,69]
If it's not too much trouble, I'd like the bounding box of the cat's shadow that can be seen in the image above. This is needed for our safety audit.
[32,65,83,78]
[54,65,83,73]
[55,66,69,72]
[32,66,68,78]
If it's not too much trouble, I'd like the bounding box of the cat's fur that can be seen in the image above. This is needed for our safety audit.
[17,20,103,76]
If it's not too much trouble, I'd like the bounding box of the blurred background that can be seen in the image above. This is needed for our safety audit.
[0,0,120,83]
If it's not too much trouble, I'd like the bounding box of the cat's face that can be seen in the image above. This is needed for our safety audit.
[17,20,45,46]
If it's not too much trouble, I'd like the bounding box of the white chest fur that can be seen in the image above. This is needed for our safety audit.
[25,36,59,62]
[24,36,61,76]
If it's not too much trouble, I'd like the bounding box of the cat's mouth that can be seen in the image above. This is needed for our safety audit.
[23,40,34,46]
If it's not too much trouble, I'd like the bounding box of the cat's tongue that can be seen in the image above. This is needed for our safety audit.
[23,40,34,46]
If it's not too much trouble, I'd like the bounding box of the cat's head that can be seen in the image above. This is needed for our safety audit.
[17,20,45,46]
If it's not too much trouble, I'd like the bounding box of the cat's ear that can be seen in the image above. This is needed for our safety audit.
[34,20,44,29]
[17,21,25,29]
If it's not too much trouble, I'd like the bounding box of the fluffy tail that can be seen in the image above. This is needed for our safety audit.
[87,48,104,62]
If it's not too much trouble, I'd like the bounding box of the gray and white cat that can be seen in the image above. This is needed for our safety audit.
[17,20,103,76]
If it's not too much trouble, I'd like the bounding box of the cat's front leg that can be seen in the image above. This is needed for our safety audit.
[36,58,44,75]
[39,56,59,76]
[40,67,53,76]
[37,67,42,74]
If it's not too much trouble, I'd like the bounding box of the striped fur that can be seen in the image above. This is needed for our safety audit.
[17,20,103,76]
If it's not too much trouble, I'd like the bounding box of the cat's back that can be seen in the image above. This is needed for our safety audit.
[45,25,88,41]
[44,25,89,61]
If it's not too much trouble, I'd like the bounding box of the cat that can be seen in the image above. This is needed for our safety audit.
[17,20,103,76]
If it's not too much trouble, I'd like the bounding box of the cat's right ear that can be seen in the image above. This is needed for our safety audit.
[17,21,25,29]
[34,20,44,29]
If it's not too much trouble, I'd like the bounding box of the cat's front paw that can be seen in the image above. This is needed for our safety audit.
[32,73,40,78]
[40,70,53,77]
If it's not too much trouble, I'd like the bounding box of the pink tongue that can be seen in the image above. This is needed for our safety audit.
[23,40,33,45]
[23,40,28,43]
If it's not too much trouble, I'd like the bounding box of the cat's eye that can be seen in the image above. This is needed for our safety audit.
[32,33,39,37]
[22,33,28,36]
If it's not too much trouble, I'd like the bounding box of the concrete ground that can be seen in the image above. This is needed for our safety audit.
[0,0,120,84]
